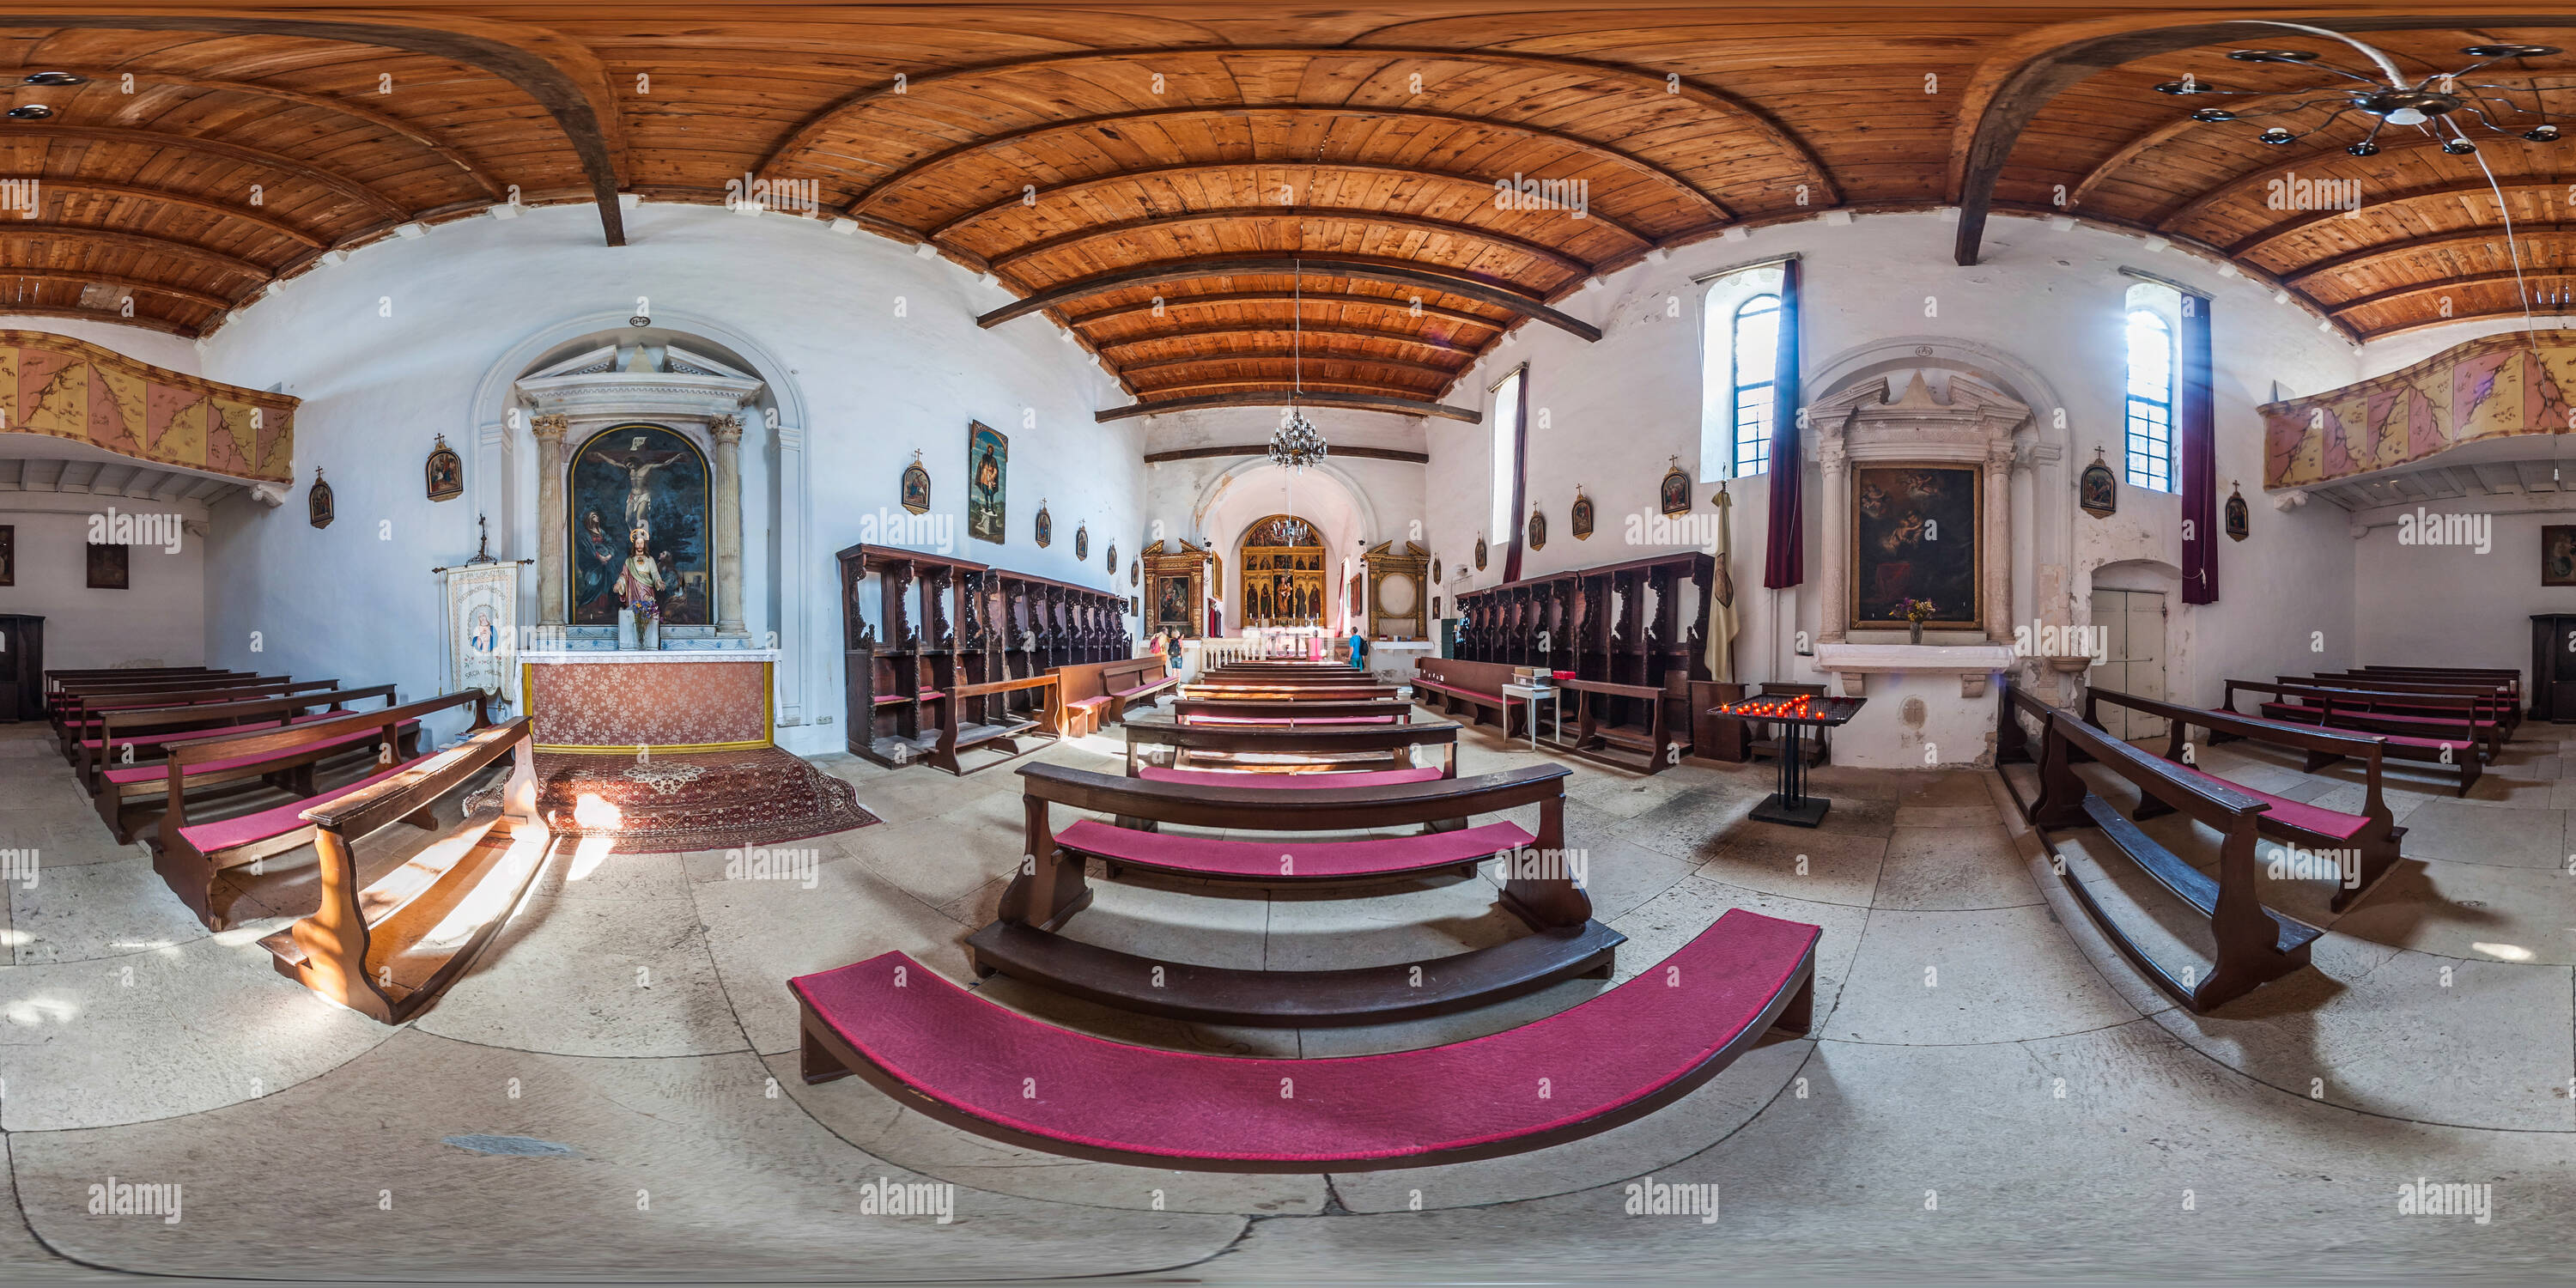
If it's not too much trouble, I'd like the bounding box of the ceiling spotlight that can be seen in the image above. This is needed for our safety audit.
[2228,49,2322,63]
[2190,108,2238,122]
[629,313,650,326]
[5,104,52,119]
[2442,137,2480,155]
[20,71,86,86]
[2527,124,2564,142]
[2257,127,2297,145]
[2464,44,2561,58]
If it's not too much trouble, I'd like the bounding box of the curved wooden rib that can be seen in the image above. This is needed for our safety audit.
[1066,290,1508,331]
[2230,177,2572,259]
[68,65,503,199]
[0,11,628,244]
[2283,223,2576,289]
[1130,377,1447,400]
[1091,320,1483,357]
[2067,89,2348,212]
[987,206,1601,277]
[0,174,328,249]
[3,123,407,221]
[1097,390,1480,422]
[979,255,1601,341]
[2154,134,2489,232]
[2360,298,2576,339]
[0,226,270,280]
[1,269,236,312]
[2323,268,2546,316]
[928,160,1658,248]
[846,104,1723,225]
[1117,350,1463,382]
[758,46,1836,204]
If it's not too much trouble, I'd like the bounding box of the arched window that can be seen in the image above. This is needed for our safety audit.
[2123,307,2175,491]
[1730,293,1783,473]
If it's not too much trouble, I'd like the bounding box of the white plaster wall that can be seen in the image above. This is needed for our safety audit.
[2354,511,2573,696]
[0,495,207,668]
[0,316,205,376]
[191,202,1138,752]
[1425,210,2365,744]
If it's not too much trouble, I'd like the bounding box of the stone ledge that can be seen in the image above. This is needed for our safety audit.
[1814,641,2017,697]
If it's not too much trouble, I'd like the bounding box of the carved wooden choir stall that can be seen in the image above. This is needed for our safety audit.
[1449,551,1716,769]
[836,543,1129,772]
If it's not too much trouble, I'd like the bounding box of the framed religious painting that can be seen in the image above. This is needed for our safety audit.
[2225,483,2251,542]
[966,421,1006,544]
[1660,458,1692,516]
[1474,536,1488,570]
[1571,488,1595,539]
[1034,501,1052,548]
[86,541,129,589]
[2079,449,2117,519]
[0,524,13,586]
[425,434,464,501]
[1106,541,1116,573]
[2544,526,2576,586]
[307,468,334,528]
[900,450,930,515]
[1074,523,1089,562]
[1526,505,1547,551]
[1850,464,1980,629]
[1129,558,1139,586]
[569,423,713,626]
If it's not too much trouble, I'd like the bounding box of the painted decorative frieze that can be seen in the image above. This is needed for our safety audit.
[0,330,296,483]
[2262,332,2576,489]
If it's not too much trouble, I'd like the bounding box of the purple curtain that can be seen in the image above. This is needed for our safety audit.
[1762,258,1805,589]
[2179,292,2217,604]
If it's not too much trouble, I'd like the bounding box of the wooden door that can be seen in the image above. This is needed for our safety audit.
[2091,590,2168,742]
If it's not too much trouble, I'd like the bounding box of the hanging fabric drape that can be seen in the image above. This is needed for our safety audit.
[1706,488,1741,682]
[2179,292,2218,604]
[1762,258,1805,589]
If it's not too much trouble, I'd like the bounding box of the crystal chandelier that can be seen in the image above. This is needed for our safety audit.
[1267,260,1329,471]
[2157,22,2568,155]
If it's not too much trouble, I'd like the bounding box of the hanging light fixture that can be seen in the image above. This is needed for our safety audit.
[2155,25,2568,156]
[1267,258,1329,472]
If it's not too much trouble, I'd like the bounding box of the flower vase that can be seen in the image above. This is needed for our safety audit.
[1908,623,1923,646]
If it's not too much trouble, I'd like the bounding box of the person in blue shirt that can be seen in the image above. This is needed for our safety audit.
[1347,628,1369,671]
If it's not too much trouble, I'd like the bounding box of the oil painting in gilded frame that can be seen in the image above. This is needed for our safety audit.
[2079,449,2117,519]
[2545,526,2576,586]
[1035,501,1052,548]
[1474,536,1488,570]
[85,541,127,589]
[308,469,334,529]
[1527,505,1547,552]
[1850,463,1980,629]
[1571,489,1595,540]
[426,434,464,502]
[966,421,1006,544]
[1074,523,1089,562]
[569,423,712,627]
[2225,484,2251,543]
[1660,459,1692,516]
[900,451,931,515]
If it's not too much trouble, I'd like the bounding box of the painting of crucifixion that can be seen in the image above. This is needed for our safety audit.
[570,423,712,625]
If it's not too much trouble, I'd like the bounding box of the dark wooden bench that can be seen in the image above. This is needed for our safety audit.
[1055,656,1178,736]
[1170,696,1411,726]
[153,690,491,928]
[258,717,552,1024]
[45,665,215,701]
[1182,681,1406,702]
[1562,677,1686,774]
[2090,685,2402,912]
[2358,665,2522,719]
[88,686,406,840]
[793,905,1815,1171]
[928,671,1059,775]
[2220,679,2483,794]
[49,667,252,717]
[1121,713,1460,778]
[1410,656,1522,735]
[74,683,387,793]
[2021,683,2324,1012]
[2300,672,2515,741]
[975,759,1614,1026]
[52,673,281,750]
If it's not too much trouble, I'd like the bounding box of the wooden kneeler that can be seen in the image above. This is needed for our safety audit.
[258,717,554,1024]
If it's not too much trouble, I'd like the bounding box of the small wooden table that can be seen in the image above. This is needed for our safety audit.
[1710,693,1866,827]
[1501,682,1564,749]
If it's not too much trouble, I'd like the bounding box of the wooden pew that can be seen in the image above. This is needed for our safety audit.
[1181,681,1405,702]
[2301,672,2515,738]
[2247,677,2499,760]
[1055,656,1178,736]
[1121,712,1459,778]
[2024,687,2324,1012]
[45,665,213,697]
[153,690,491,928]
[929,671,1059,775]
[2219,680,2484,794]
[84,684,401,827]
[258,717,552,1024]
[974,759,1619,1026]
[2089,686,2403,912]
[793,906,1816,1170]
[50,671,258,736]
[2357,665,2522,721]
[1410,656,1523,735]
[56,676,322,758]
[1170,696,1410,726]
[1562,677,1686,774]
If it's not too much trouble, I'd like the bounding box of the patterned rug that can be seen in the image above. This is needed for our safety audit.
[525,747,880,853]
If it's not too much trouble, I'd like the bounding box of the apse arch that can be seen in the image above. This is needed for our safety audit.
[1188,457,1379,632]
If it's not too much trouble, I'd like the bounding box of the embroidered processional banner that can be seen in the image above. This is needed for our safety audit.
[0,331,296,483]
[443,562,521,709]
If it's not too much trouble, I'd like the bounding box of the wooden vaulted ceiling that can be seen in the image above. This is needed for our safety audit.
[3,4,2573,415]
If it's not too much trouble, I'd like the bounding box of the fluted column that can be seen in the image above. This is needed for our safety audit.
[1983,440,2014,643]
[711,414,746,636]
[532,413,570,627]
[1818,439,1850,644]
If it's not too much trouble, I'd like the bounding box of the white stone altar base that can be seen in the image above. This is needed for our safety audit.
[1814,641,2017,769]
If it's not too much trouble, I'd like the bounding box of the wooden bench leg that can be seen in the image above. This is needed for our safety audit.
[799,1013,853,1084]
[1769,968,1814,1036]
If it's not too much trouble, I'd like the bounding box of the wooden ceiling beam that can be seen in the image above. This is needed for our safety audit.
[759,46,1835,205]
[2069,89,2339,212]
[1115,349,1463,382]
[1143,443,1428,465]
[1098,388,1481,423]
[0,301,194,336]
[0,174,328,249]
[0,12,629,245]
[1066,290,1507,331]
[0,269,234,312]
[38,64,505,199]
[1091,320,1481,357]
[1,123,407,222]
[979,254,1601,341]
[927,159,1659,248]
[1951,15,2576,265]
[2319,267,2574,317]
[846,104,1724,224]
[987,205,1601,278]
[2157,134,2497,232]
[0,225,269,280]
[2230,177,2575,259]
[2354,298,2576,340]
[2283,222,2576,288]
